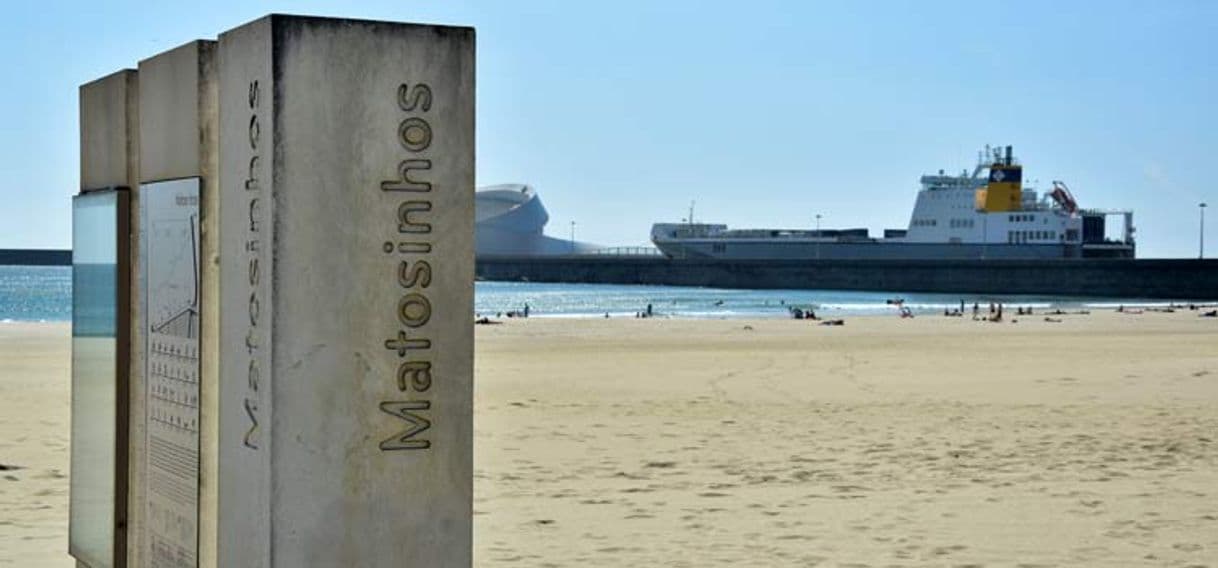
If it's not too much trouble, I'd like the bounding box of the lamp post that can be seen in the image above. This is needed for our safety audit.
[570,220,576,254]
[815,214,822,260]
[1201,203,1208,259]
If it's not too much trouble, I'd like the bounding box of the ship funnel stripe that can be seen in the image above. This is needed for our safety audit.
[989,167,1022,183]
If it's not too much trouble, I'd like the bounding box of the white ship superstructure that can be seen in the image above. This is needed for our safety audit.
[651,146,1135,260]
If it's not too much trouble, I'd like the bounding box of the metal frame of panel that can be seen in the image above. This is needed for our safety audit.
[69,187,130,568]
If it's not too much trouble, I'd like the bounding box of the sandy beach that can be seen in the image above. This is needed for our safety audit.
[3,310,1217,566]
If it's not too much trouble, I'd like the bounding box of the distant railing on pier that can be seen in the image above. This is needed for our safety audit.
[580,246,665,257]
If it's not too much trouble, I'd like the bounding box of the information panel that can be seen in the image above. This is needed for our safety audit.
[141,178,201,567]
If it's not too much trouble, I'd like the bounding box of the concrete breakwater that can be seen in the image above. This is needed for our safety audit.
[0,249,71,266]
[476,256,1218,300]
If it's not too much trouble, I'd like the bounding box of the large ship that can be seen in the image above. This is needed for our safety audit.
[651,146,1135,260]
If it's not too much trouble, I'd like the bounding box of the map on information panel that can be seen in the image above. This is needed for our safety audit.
[141,178,200,568]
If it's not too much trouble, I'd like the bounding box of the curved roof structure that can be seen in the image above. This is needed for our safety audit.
[475,184,601,257]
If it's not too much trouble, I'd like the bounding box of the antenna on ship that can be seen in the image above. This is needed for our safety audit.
[688,200,696,225]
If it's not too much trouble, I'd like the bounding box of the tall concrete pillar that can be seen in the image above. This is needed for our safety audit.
[80,70,139,193]
[217,16,475,566]
[74,69,139,568]
[134,40,218,568]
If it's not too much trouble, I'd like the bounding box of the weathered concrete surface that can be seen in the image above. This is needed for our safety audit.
[135,39,219,568]
[138,41,216,183]
[80,70,139,192]
[219,15,475,567]
[476,256,1218,300]
[76,69,138,568]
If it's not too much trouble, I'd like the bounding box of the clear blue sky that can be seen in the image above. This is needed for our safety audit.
[2,0,1214,257]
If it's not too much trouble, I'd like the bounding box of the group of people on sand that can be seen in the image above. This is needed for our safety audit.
[1155,302,1218,317]
[789,306,818,320]
[788,306,846,325]
[475,303,531,324]
[886,298,916,319]
[948,301,1008,322]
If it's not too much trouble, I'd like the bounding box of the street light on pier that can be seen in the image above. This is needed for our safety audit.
[570,221,576,254]
[1201,203,1208,259]
[815,214,822,260]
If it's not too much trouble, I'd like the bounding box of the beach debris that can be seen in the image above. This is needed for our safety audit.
[0,464,22,471]
[644,461,678,469]
[474,317,501,325]
[742,325,754,331]
[1202,310,1217,318]
[819,319,845,326]
[1044,317,1063,323]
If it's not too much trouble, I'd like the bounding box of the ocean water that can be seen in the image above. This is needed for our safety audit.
[0,265,72,322]
[474,281,1190,318]
[0,264,1198,323]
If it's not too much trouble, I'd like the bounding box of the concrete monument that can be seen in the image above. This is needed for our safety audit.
[216,16,474,567]
[135,40,218,568]
[70,14,475,568]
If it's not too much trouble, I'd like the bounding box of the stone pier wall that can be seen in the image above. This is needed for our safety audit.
[476,257,1218,299]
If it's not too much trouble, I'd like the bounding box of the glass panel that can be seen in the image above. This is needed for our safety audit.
[70,190,127,567]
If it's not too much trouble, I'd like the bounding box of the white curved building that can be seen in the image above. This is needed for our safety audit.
[476,184,601,257]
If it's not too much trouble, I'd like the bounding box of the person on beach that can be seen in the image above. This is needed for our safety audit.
[646,303,653,318]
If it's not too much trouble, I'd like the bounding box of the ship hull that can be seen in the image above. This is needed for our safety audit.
[652,239,1131,260]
